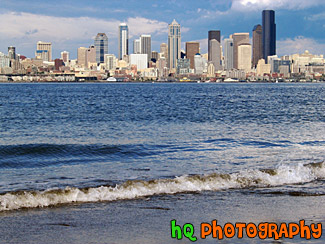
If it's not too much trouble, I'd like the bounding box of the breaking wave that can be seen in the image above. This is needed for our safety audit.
[1,162,324,211]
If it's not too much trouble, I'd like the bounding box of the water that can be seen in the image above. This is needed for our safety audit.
[0,83,324,243]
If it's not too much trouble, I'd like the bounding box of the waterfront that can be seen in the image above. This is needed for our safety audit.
[0,83,324,243]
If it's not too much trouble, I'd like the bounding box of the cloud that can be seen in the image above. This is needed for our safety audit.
[127,17,168,37]
[231,0,324,11]
[306,12,325,21]
[277,36,325,56]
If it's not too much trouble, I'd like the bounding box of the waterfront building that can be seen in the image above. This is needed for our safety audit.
[185,42,200,69]
[176,58,190,75]
[262,10,276,62]
[130,54,148,70]
[168,19,181,70]
[232,33,249,69]
[94,33,108,64]
[256,59,271,76]
[140,35,152,61]
[252,24,263,68]
[133,39,141,54]
[36,41,52,61]
[118,23,129,60]
[224,38,234,70]
[238,44,252,73]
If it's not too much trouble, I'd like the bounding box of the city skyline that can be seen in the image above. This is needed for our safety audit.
[0,0,325,59]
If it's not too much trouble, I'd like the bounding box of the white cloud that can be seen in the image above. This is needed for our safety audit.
[0,12,170,57]
[306,12,325,21]
[277,36,325,56]
[231,0,324,11]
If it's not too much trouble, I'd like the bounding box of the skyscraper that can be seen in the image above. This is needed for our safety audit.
[232,33,249,69]
[140,35,151,61]
[77,47,88,67]
[168,19,181,70]
[94,33,108,64]
[133,39,141,54]
[262,10,276,62]
[224,38,234,70]
[252,25,263,68]
[209,39,222,71]
[36,41,52,61]
[238,44,252,73]
[118,23,129,60]
[185,42,199,69]
[61,51,69,63]
[160,43,168,59]
[8,46,16,60]
[208,31,220,59]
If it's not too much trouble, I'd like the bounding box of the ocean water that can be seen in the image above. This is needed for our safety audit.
[0,83,324,243]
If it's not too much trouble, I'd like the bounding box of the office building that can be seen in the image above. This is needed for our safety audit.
[8,46,16,60]
[160,43,168,59]
[252,24,263,68]
[61,51,69,63]
[151,51,158,62]
[209,39,222,71]
[118,23,129,60]
[140,35,151,61]
[238,44,252,73]
[194,54,207,75]
[224,38,234,70]
[185,42,200,69]
[77,47,88,67]
[262,10,276,62]
[133,39,141,54]
[168,19,181,70]
[0,52,10,68]
[104,54,117,71]
[36,41,52,61]
[232,33,249,69]
[94,33,108,64]
[130,54,148,70]
[208,30,221,64]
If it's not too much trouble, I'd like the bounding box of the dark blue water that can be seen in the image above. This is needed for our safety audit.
[0,83,324,243]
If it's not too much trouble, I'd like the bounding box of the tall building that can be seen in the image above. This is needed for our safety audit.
[209,39,222,71]
[94,33,108,64]
[160,43,168,59]
[208,30,221,62]
[252,25,263,68]
[224,38,234,70]
[61,51,69,63]
[238,44,252,73]
[262,10,276,62]
[151,51,158,62]
[104,54,117,71]
[140,35,151,61]
[36,41,52,61]
[77,47,88,67]
[118,23,129,60]
[232,33,249,69]
[8,46,16,60]
[130,54,148,70]
[168,19,181,70]
[133,39,141,54]
[185,42,200,69]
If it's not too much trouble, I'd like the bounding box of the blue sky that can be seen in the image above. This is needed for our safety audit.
[0,0,325,59]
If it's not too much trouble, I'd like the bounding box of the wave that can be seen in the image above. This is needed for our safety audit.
[0,162,324,211]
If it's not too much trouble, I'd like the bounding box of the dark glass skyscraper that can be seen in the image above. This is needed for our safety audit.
[252,24,263,68]
[94,33,108,64]
[262,10,276,63]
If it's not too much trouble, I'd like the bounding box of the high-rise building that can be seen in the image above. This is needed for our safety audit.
[8,46,16,60]
[224,38,234,70]
[160,43,168,59]
[133,39,141,54]
[151,51,158,62]
[0,52,10,68]
[130,54,148,70]
[118,23,129,60]
[262,10,276,62]
[140,35,151,61]
[209,39,222,71]
[60,51,69,63]
[77,47,88,67]
[238,44,252,73]
[94,33,108,64]
[208,30,221,62]
[87,45,96,65]
[104,54,117,71]
[232,33,249,69]
[194,54,207,75]
[168,19,181,70]
[252,25,263,68]
[36,41,52,61]
[185,42,200,69]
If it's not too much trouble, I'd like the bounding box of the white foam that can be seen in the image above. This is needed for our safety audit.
[0,162,324,211]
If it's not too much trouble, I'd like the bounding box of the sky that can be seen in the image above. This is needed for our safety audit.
[0,0,325,59]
